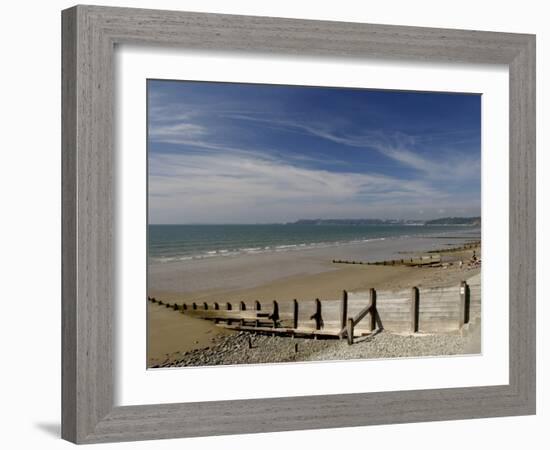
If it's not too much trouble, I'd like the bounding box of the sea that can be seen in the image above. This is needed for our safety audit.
[148,224,480,264]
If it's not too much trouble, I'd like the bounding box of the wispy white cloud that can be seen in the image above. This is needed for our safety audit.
[149,150,478,224]
[149,122,207,141]
[224,114,480,181]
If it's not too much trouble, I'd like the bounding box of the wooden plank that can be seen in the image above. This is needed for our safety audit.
[419,314,461,321]
[417,306,461,313]
[293,299,299,329]
[375,294,413,303]
[184,310,270,321]
[376,305,418,313]
[218,324,343,337]
[352,304,372,326]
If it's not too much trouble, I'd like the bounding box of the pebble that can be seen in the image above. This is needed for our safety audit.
[157,329,473,368]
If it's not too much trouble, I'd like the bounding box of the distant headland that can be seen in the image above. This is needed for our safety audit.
[290,217,481,226]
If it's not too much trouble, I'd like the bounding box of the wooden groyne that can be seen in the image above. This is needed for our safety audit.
[427,241,480,253]
[332,241,480,267]
[333,254,442,267]
[148,274,481,344]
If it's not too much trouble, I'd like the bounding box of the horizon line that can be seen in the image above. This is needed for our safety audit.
[148,217,481,226]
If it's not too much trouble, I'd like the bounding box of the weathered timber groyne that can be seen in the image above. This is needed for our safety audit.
[332,254,442,267]
[148,274,481,344]
[427,241,480,253]
[332,241,480,267]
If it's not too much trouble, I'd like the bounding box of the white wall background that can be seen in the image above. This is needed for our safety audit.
[0,1,546,448]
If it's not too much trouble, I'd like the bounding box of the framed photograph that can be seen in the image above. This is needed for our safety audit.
[62,5,536,444]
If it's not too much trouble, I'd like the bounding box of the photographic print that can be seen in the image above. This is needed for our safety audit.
[146,80,481,368]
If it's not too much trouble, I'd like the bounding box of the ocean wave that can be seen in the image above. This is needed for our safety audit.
[241,247,262,253]
[154,238,383,263]
[148,234,453,264]
[275,244,297,250]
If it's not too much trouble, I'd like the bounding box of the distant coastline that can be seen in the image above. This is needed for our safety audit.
[290,216,481,226]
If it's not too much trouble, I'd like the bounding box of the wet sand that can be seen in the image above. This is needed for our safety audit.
[148,232,479,296]
[147,304,236,364]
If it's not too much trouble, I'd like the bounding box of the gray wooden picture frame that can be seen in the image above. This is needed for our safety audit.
[61,5,536,444]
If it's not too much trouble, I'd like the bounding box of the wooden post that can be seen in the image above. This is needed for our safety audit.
[369,288,377,332]
[182,303,187,311]
[255,300,261,327]
[340,290,348,338]
[192,302,197,310]
[410,286,419,333]
[459,281,471,328]
[203,302,208,310]
[313,298,322,330]
[293,299,299,329]
[173,303,179,310]
[271,300,279,328]
[213,302,220,323]
[226,302,232,325]
[239,301,246,326]
[347,318,354,345]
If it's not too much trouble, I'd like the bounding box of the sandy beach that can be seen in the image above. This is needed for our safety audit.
[148,231,479,297]
[147,233,481,366]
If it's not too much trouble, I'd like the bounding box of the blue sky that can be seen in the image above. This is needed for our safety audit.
[148,80,481,224]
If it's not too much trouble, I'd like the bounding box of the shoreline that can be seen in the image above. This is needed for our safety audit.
[148,231,480,296]
[149,226,480,264]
